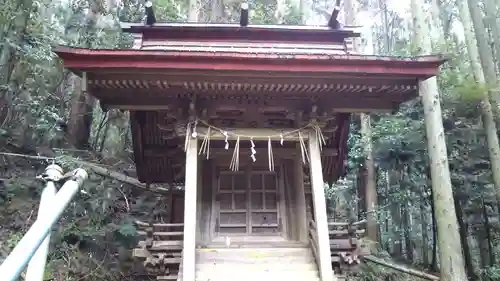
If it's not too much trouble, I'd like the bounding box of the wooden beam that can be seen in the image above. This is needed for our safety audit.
[106,103,395,113]
[308,131,335,281]
[178,127,318,141]
[94,87,403,113]
[182,138,198,281]
[87,70,421,85]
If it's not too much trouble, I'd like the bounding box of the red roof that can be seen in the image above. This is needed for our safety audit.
[55,47,445,78]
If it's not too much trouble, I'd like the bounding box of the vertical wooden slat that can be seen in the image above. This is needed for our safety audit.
[182,138,198,281]
[308,132,335,281]
[294,145,308,242]
[278,164,288,238]
[199,159,213,244]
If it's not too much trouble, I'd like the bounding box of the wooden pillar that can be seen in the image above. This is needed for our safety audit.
[182,138,198,281]
[195,157,203,244]
[308,132,334,281]
[295,144,308,242]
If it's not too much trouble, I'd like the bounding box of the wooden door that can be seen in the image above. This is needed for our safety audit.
[249,171,280,235]
[216,171,248,234]
[215,170,281,236]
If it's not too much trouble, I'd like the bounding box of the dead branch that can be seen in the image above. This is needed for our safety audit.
[363,255,439,281]
[71,160,169,193]
[0,151,168,194]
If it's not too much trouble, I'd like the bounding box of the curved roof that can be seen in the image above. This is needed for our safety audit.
[54,23,445,184]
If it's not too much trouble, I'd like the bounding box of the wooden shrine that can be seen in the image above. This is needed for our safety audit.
[55,5,444,281]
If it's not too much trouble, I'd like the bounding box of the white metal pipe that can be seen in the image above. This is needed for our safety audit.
[25,165,63,281]
[0,168,88,281]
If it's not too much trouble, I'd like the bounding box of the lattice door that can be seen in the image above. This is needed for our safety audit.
[249,171,280,235]
[216,171,249,234]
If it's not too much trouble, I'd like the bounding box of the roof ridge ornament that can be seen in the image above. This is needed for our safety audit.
[240,2,249,27]
[144,0,156,26]
[328,0,342,29]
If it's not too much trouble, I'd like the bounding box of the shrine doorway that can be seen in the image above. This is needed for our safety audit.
[211,167,287,243]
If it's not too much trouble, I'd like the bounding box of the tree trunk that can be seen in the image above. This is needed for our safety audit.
[401,168,413,262]
[481,201,495,266]
[347,0,378,242]
[360,113,378,242]
[402,201,413,262]
[467,0,500,106]
[460,0,500,216]
[419,196,429,266]
[0,0,34,124]
[384,170,391,253]
[209,0,224,22]
[483,0,500,72]
[429,189,438,272]
[390,169,403,257]
[454,193,478,281]
[299,0,307,24]
[411,1,468,280]
[357,167,366,221]
[188,0,198,21]
[67,75,94,149]
[429,0,445,49]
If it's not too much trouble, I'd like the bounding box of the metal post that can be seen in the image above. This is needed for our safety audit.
[25,164,63,281]
[0,168,88,281]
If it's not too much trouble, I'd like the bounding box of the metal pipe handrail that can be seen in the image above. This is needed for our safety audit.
[25,164,62,281]
[0,165,88,281]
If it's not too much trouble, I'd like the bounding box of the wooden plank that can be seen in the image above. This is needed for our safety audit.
[329,229,365,236]
[157,275,178,280]
[132,249,182,263]
[308,131,335,281]
[140,44,349,55]
[182,138,198,281]
[137,231,184,236]
[138,240,183,250]
[141,40,350,50]
[135,221,184,227]
[295,147,308,242]
[330,239,358,250]
[327,219,366,227]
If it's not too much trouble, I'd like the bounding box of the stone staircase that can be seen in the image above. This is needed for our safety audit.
[176,247,345,281]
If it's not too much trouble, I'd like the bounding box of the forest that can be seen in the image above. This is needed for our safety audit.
[0,0,499,280]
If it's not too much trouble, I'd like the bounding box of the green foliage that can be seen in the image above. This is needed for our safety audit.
[482,266,500,280]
